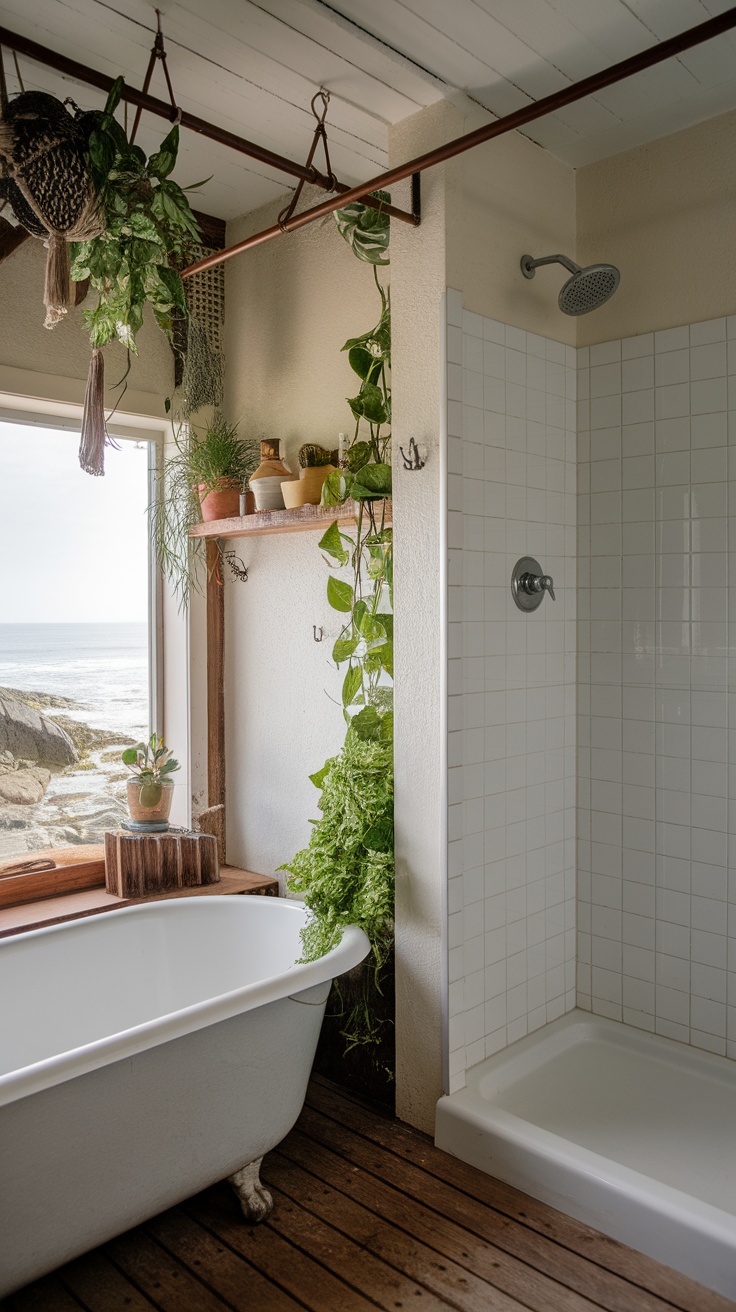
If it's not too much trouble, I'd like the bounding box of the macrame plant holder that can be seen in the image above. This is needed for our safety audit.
[0,48,108,471]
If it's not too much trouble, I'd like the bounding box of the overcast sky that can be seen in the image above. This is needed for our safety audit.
[0,421,149,623]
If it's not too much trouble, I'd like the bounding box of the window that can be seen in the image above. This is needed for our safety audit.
[0,417,157,861]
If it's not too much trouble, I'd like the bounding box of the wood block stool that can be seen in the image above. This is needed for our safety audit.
[104,830,219,899]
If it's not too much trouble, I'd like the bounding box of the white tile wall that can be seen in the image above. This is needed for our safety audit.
[577,314,736,1060]
[446,288,577,1092]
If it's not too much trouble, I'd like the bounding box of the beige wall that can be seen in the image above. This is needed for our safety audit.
[0,239,172,415]
[577,107,736,346]
[447,106,577,344]
[221,189,381,881]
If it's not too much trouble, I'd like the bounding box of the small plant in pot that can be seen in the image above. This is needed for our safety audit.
[122,735,180,830]
[188,415,260,522]
[150,415,259,608]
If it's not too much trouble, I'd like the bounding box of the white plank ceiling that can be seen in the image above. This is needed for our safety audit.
[0,0,734,220]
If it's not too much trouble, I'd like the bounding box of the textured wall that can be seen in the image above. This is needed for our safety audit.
[577,314,736,1059]
[446,290,577,1093]
[577,108,736,347]
[222,189,381,882]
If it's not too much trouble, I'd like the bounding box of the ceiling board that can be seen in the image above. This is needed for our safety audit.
[0,0,734,221]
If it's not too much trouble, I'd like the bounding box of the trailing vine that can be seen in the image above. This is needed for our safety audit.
[281,191,394,1064]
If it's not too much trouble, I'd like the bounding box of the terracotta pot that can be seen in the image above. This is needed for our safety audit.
[126,778,174,825]
[198,483,240,522]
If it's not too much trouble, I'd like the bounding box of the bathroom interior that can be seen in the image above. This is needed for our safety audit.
[1,1,736,1308]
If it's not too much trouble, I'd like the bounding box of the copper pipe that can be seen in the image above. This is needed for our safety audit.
[0,21,416,224]
[182,4,736,279]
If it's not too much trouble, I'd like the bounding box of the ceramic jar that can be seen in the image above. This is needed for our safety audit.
[126,778,174,826]
[250,439,291,512]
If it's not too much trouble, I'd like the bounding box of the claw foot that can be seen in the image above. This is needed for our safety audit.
[228,1156,273,1223]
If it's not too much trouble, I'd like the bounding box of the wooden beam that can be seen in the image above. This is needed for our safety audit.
[206,540,226,863]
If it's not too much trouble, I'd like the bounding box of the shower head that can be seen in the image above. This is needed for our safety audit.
[520,252,620,316]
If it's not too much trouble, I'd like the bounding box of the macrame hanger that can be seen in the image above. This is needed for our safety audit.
[277,89,334,231]
[130,9,181,145]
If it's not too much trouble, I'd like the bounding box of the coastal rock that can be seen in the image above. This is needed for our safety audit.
[0,767,51,805]
[0,694,78,767]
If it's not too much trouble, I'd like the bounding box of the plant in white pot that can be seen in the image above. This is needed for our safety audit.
[121,735,180,830]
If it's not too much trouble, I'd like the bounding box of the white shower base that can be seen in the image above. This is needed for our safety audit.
[435,1011,736,1299]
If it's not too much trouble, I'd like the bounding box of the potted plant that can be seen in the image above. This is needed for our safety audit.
[150,415,259,606]
[121,734,180,829]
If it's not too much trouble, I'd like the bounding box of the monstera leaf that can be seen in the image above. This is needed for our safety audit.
[334,190,391,265]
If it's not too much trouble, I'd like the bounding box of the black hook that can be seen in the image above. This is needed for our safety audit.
[399,437,426,471]
[313,626,324,643]
[224,550,248,582]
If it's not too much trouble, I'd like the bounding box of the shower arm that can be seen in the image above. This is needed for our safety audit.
[520,254,580,279]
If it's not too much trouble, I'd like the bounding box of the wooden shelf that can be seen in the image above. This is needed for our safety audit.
[0,867,279,938]
[189,499,392,541]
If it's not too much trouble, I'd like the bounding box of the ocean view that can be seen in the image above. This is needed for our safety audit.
[0,622,150,856]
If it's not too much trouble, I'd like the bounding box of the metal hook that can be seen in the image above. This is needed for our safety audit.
[224,550,248,582]
[313,626,324,643]
[311,88,330,125]
[399,437,426,471]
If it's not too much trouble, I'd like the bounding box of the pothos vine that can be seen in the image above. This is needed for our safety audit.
[281,192,394,1064]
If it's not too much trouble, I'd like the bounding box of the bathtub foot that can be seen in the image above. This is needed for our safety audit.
[228,1157,273,1223]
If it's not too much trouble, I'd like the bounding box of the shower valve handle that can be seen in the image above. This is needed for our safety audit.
[519,572,555,601]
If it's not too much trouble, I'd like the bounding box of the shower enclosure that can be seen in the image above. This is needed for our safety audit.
[437,284,736,1298]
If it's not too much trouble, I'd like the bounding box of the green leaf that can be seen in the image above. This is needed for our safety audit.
[104,76,124,118]
[121,748,138,765]
[321,471,354,506]
[350,705,382,741]
[342,663,362,707]
[327,576,353,612]
[309,761,332,790]
[379,710,394,743]
[332,636,359,664]
[88,128,116,180]
[378,640,394,678]
[345,441,371,473]
[352,462,392,499]
[363,813,394,852]
[347,382,387,426]
[348,346,379,381]
[318,520,349,565]
[334,191,391,265]
[148,125,179,180]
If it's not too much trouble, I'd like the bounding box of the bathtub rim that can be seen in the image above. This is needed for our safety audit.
[435,1010,736,1294]
[0,894,369,1109]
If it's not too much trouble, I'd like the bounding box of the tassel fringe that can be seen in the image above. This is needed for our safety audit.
[43,232,70,329]
[79,348,106,476]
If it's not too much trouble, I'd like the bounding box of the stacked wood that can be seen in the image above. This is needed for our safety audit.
[104,830,219,899]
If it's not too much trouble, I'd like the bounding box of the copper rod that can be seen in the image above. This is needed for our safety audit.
[182,4,736,279]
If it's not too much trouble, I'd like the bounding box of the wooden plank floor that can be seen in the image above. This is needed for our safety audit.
[4,1076,734,1312]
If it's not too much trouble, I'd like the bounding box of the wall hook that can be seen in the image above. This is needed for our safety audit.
[313,626,324,643]
[399,436,425,471]
[223,550,248,582]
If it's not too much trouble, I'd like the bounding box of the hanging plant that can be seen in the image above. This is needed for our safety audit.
[69,77,205,474]
[283,191,393,1074]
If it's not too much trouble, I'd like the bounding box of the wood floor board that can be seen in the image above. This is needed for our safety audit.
[294,1101,676,1312]
[272,1131,603,1312]
[307,1076,735,1312]
[5,1078,734,1312]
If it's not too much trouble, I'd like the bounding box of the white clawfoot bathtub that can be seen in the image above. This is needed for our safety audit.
[436,1011,736,1300]
[0,895,369,1298]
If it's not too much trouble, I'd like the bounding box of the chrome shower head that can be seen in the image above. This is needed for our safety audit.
[520,253,620,316]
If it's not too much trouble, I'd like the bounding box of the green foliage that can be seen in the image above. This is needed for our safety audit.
[121,733,180,785]
[334,190,391,265]
[70,77,204,353]
[149,414,259,609]
[281,729,394,972]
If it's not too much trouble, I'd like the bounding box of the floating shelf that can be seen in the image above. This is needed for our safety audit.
[190,499,392,541]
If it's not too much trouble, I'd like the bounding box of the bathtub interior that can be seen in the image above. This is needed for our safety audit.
[0,896,312,1077]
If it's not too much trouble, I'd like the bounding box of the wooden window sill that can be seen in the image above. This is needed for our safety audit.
[0,867,279,938]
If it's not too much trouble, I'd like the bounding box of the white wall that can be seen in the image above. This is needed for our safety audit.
[577,314,736,1058]
[446,291,577,1092]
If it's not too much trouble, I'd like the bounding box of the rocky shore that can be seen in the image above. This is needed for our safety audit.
[0,687,136,856]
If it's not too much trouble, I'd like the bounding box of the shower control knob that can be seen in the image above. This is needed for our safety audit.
[511,557,556,612]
